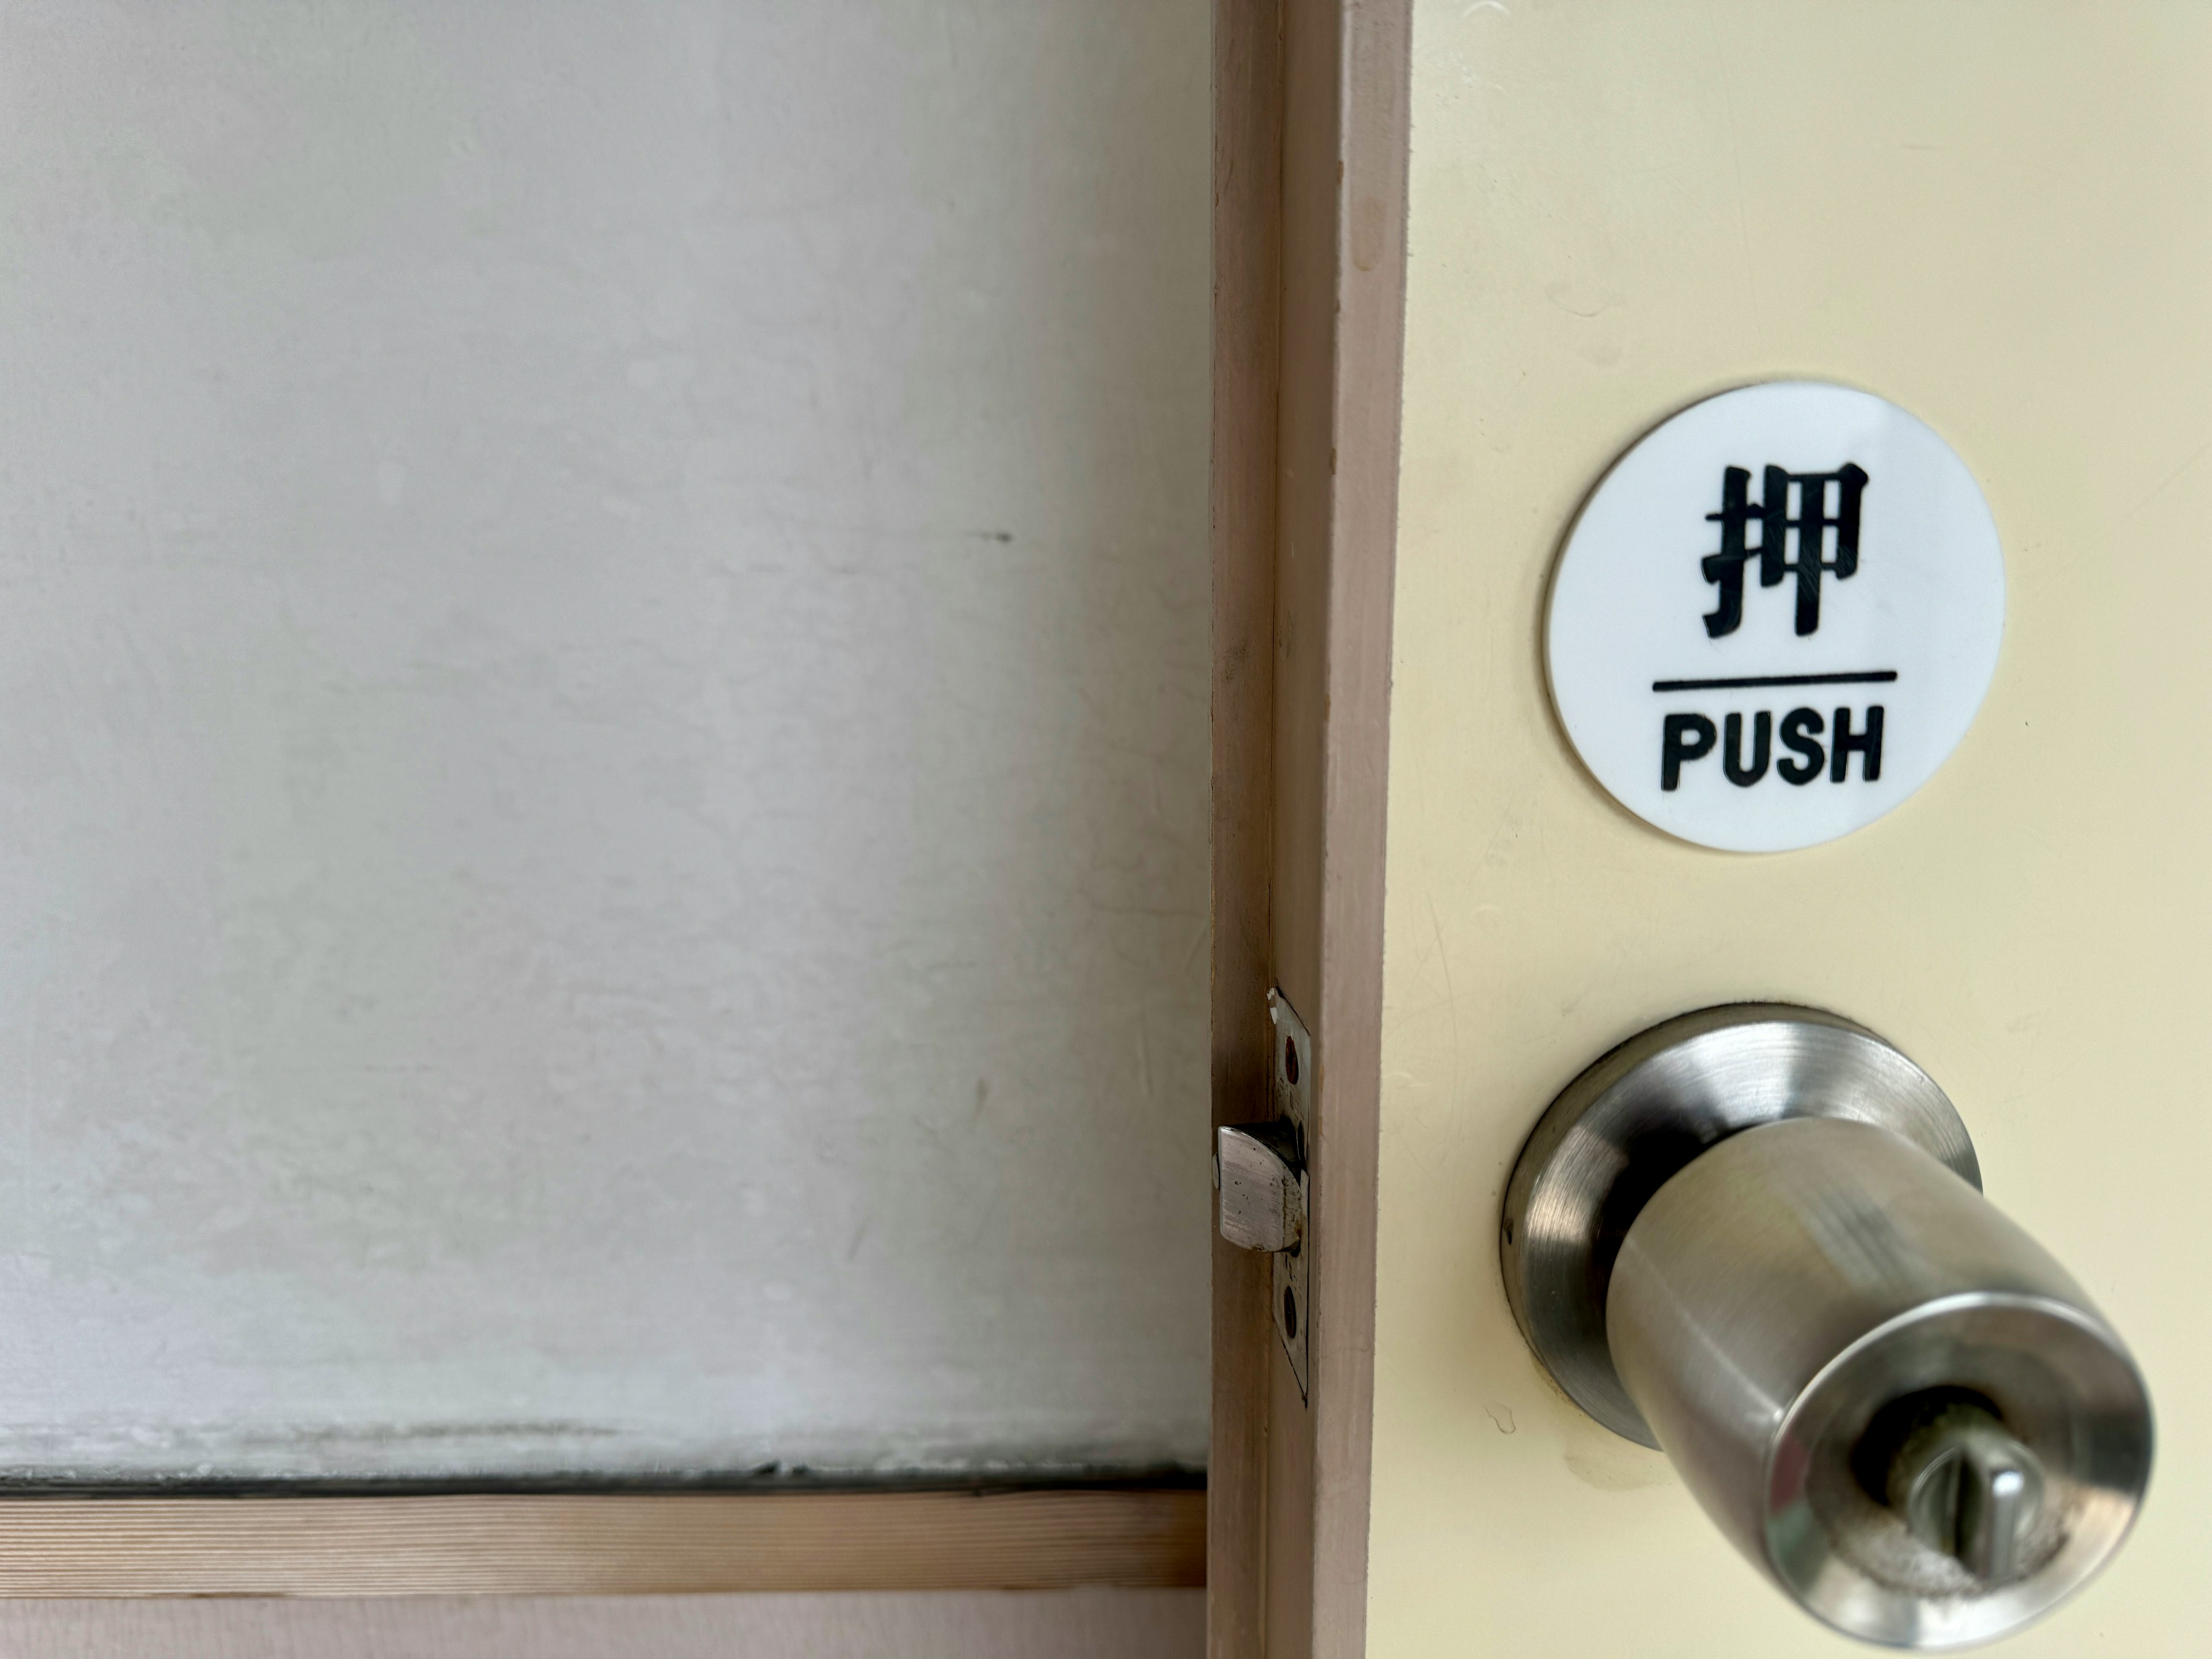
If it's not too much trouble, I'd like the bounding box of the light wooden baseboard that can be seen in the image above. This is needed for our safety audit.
[0,1488,1205,1597]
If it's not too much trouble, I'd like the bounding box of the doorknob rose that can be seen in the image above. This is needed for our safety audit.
[1501,1006,2153,1649]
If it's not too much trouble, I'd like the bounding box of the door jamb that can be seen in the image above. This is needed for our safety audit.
[1209,3,1411,1655]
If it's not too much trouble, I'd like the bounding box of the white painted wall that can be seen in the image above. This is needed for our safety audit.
[0,0,1210,1480]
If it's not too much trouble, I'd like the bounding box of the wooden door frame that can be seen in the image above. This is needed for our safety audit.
[1210,3,1411,1656]
[0,1488,1202,1596]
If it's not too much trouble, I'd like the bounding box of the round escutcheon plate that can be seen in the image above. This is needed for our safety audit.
[1546,382,2005,852]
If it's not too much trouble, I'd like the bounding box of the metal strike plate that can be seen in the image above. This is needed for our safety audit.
[1267,988,1312,1399]
[1211,988,1313,1397]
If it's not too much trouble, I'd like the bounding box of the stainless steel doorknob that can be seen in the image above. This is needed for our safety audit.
[1501,1005,2152,1649]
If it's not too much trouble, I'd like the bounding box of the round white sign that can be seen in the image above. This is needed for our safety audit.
[1546,382,2004,853]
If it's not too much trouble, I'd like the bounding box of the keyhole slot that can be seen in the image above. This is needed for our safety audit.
[1855,1388,2046,1583]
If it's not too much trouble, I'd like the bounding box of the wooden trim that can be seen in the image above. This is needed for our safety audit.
[1208,2,1286,1656]
[1304,7,1409,1656]
[0,1489,1203,1597]
[1210,2,1410,1657]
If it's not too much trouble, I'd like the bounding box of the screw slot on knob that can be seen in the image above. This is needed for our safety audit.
[1862,1392,2046,1583]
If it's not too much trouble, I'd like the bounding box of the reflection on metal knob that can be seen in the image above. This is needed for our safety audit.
[1501,1005,2153,1650]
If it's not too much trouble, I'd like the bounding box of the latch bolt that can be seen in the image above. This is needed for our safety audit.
[1216,1120,1305,1253]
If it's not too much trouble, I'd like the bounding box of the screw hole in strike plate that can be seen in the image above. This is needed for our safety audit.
[1283,1037,1300,1086]
[1283,1286,1298,1340]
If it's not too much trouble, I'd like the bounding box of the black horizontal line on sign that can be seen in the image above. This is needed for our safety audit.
[1650,670,1900,692]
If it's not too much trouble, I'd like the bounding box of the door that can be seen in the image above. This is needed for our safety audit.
[1211,3,2208,1654]
[1369,5,2206,1656]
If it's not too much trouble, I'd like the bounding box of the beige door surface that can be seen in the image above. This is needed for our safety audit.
[1370,4,2210,1654]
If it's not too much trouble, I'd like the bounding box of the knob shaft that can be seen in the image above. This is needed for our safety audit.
[1502,1006,2154,1650]
[1609,1116,2150,1648]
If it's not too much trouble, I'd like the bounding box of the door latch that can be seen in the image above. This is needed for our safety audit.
[1214,989,1311,1397]
[1217,1119,1304,1252]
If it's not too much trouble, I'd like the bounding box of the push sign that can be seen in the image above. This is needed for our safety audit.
[1546,382,2004,852]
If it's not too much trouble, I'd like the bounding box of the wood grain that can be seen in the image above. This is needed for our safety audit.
[0,1589,1205,1658]
[0,1490,1203,1598]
